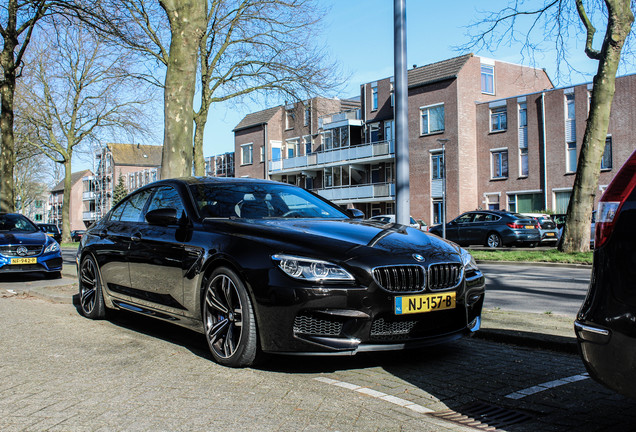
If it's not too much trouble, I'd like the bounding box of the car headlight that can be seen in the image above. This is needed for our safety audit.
[460,248,479,272]
[44,241,60,254]
[272,254,354,282]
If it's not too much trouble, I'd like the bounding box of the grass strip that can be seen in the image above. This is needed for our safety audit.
[469,249,592,265]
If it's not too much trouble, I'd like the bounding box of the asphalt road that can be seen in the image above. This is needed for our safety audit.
[480,263,591,317]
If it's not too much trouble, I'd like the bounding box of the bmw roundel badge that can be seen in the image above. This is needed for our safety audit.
[412,253,425,262]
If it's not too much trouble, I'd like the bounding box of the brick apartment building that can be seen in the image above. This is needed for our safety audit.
[93,143,162,219]
[477,74,636,215]
[49,169,95,231]
[234,54,556,223]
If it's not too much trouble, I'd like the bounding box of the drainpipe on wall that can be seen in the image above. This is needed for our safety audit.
[541,92,548,210]
[264,123,269,180]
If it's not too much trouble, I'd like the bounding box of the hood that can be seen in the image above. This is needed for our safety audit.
[207,218,461,264]
[0,230,49,245]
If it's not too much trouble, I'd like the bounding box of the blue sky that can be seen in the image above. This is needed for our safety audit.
[200,0,607,158]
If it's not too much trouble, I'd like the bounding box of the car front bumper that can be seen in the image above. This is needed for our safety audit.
[252,269,486,354]
[0,253,63,274]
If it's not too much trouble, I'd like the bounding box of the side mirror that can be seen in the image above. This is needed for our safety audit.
[346,208,365,219]
[146,208,178,226]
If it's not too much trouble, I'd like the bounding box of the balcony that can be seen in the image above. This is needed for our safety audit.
[83,191,96,200]
[320,109,363,130]
[83,211,97,221]
[316,182,395,204]
[269,140,394,175]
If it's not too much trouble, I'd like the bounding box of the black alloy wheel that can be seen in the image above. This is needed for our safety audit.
[486,232,503,248]
[203,267,258,367]
[79,255,106,319]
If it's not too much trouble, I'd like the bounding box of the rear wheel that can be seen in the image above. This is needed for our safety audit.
[78,255,106,319]
[203,267,258,367]
[486,232,502,248]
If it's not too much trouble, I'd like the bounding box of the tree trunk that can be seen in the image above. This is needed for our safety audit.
[0,2,17,213]
[193,108,208,176]
[159,0,206,179]
[561,0,634,252]
[61,158,72,243]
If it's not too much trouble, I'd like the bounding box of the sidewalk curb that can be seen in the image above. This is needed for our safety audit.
[474,328,578,355]
[476,260,591,269]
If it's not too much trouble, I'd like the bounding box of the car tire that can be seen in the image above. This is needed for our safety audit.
[78,255,106,319]
[486,232,502,248]
[203,267,258,368]
[45,271,62,279]
[528,243,537,248]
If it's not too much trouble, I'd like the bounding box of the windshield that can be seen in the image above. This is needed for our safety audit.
[0,214,39,233]
[189,182,349,220]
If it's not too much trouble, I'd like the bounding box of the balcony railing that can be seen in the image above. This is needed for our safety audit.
[316,182,395,202]
[83,191,96,200]
[83,211,97,221]
[319,109,361,128]
[269,140,394,174]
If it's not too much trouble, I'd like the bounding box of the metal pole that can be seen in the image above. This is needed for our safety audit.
[438,139,449,239]
[393,0,410,226]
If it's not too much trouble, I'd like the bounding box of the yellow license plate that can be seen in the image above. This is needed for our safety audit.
[395,292,456,315]
[525,225,535,229]
[10,257,37,265]
[546,232,555,236]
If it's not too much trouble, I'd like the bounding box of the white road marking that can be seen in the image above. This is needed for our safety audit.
[505,373,589,399]
[314,377,434,413]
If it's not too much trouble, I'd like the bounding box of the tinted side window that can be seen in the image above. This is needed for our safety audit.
[473,213,486,223]
[456,214,474,224]
[146,186,185,217]
[483,214,498,222]
[119,189,152,222]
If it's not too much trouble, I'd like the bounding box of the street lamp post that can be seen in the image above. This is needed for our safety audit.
[437,139,449,239]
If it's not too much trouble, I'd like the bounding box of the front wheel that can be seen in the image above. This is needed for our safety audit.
[78,255,106,319]
[486,232,502,248]
[203,267,258,367]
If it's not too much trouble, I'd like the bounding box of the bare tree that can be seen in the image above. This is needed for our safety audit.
[192,0,341,175]
[66,0,341,177]
[0,0,51,213]
[462,0,634,253]
[18,20,154,242]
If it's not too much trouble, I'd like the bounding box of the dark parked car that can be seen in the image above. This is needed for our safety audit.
[428,210,540,248]
[0,213,63,278]
[77,177,485,367]
[71,230,86,242]
[38,223,62,243]
[575,149,636,399]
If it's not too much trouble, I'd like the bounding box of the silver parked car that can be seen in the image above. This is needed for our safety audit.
[520,213,559,245]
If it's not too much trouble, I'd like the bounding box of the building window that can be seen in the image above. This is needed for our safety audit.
[304,107,311,126]
[303,136,312,155]
[241,143,253,165]
[491,149,508,179]
[322,131,332,150]
[432,153,444,180]
[390,81,394,107]
[285,139,299,159]
[518,103,528,177]
[508,192,543,213]
[490,106,507,132]
[485,194,500,210]
[368,123,380,143]
[260,146,265,163]
[601,136,612,170]
[481,64,494,94]
[565,93,576,172]
[285,109,294,130]
[371,83,378,110]
[432,199,444,224]
[384,120,394,143]
[420,104,444,135]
